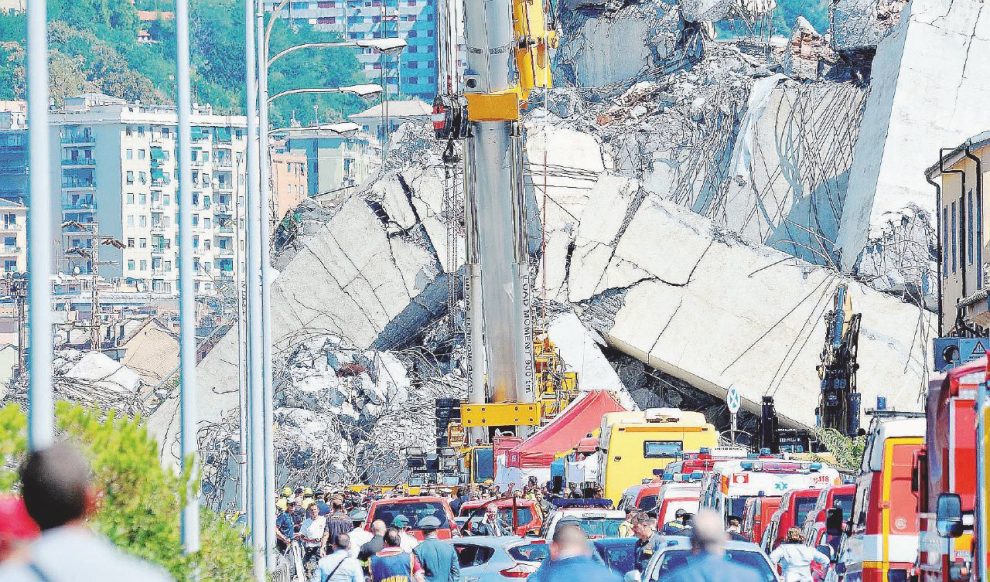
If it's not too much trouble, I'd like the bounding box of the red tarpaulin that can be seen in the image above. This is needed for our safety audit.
[506,390,626,468]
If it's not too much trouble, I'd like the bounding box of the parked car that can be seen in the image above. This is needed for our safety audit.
[592,537,638,576]
[457,497,544,536]
[365,496,458,540]
[638,538,778,582]
[452,535,549,581]
[540,500,625,541]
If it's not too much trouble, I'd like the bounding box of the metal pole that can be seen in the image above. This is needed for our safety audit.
[245,0,267,578]
[175,0,200,558]
[26,0,53,451]
[256,4,276,567]
[234,155,248,515]
[978,379,989,578]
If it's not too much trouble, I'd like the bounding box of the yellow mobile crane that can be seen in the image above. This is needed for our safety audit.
[431,0,563,482]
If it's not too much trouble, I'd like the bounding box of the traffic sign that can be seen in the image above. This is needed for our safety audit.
[726,386,741,414]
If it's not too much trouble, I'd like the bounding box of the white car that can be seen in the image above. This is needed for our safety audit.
[637,538,779,582]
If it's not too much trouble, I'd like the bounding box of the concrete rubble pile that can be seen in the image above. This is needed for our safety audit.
[178,0,989,488]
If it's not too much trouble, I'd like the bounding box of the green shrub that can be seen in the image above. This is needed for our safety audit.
[0,402,252,581]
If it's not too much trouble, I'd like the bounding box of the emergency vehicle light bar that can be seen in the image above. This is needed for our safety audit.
[551,498,613,509]
[739,460,821,473]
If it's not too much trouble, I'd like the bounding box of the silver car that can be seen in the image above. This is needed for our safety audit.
[451,535,549,582]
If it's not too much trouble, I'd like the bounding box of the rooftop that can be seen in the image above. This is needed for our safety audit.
[0,199,26,209]
[925,130,990,178]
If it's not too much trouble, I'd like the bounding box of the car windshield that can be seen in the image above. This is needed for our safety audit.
[373,501,449,528]
[795,497,819,526]
[662,499,699,522]
[652,550,776,582]
[564,517,624,538]
[638,495,658,512]
[594,541,637,574]
[508,542,550,563]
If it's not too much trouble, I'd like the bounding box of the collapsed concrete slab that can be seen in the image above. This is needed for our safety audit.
[831,0,909,54]
[538,168,931,428]
[836,0,990,271]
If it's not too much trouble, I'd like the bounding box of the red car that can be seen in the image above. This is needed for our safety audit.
[761,488,825,552]
[457,497,544,536]
[741,495,781,544]
[365,496,459,540]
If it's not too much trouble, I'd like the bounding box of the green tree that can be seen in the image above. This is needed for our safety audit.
[0,402,253,580]
[813,427,867,473]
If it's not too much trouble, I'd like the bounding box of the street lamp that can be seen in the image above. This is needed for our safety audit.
[267,38,406,68]
[266,83,384,104]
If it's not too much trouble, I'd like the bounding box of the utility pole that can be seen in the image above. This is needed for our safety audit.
[26,0,54,451]
[62,221,124,352]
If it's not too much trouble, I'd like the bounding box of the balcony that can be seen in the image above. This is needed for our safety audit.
[61,158,96,168]
[62,178,96,189]
[216,247,234,257]
[63,201,95,211]
[0,245,21,256]
[217,225,234,234]
[214,158,232,169]
[0,166,27,176]
[151,245,167,254]
[150,224,166,234]
[214,204,232,215]
[61,131,95,145]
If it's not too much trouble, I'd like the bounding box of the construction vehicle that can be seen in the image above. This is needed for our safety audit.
[429,0,570,481]
[840,413,924,582]
[596,408,719,504]
[816,283,862,437]
[914,358,980,582]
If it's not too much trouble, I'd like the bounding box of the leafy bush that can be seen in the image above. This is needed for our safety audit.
[0,402,252,581]
[813,427,867,473]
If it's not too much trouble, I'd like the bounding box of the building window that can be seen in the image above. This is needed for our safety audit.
[408,45,416,53]
[318,0,334,6]
[408,61,417,69]
[138,193,147,205]
[139,215,147,227]
[164,195,171,206]
[126,149,133,160]
[137,126,145,137]
[951,201,958,273]
[126,171,135,184]
[968,190,974,266]
[3,260,14,273]
[140,238,147,248]
[126,193,134,204]
[127,259,135,271]
[408,29,417,37]
[943,207,949,277]
[165,260,172,272]
[2,214,14,227]
[127,238,135,248]
[125,126,133,136]
[409,76,418,84]
[203,218,212,229]
[3,236,14,248]
[140,260,147,270]
[127,215,135,226]
[407,0,415,5]
[162,127,170,137]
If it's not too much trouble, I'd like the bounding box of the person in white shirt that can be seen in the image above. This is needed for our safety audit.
[769,527,832,582]
[310,532,364,582]
[391,515,419,552]
[347,509,373,559]
[299,503,328,575]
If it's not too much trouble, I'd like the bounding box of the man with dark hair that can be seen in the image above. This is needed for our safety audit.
[323,495,353,554]
[369,528,425,582]
[529,522,620,582]
[0,443,172,580]
[310,532,363,582]
[315,491,332,516]
[632,510,665,574]
[412,516,459,582]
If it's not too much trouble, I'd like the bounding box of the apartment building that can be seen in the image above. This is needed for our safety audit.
[50,93,248,296]
[0,102,27,206]
[264,0,439,101]
[927,131,990,335]
[271,151,309,225]
[283,125,374,200]
[0,201,27,274]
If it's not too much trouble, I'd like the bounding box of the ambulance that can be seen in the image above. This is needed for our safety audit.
[597,408,718,504]
[699,458,841,526]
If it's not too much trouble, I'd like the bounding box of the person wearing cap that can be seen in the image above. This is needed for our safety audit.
[663,508,689,535]
[276,498,297,553]
[347,509,373,559]
[283,486,294,499]
[412,516,458,582]
[632,511,665,574]
[301,487,316,510]
[391,515,419,551]
[665,509,763,582]
[323,495,353,554]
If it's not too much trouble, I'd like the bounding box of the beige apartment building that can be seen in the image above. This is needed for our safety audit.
[0,200,26,273]
[271,151,308,226]
[927,131,990,334]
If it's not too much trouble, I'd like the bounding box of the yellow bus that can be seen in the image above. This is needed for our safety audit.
[597,408,718,504]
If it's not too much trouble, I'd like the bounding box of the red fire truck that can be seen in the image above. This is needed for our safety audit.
[914,358,980,582]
